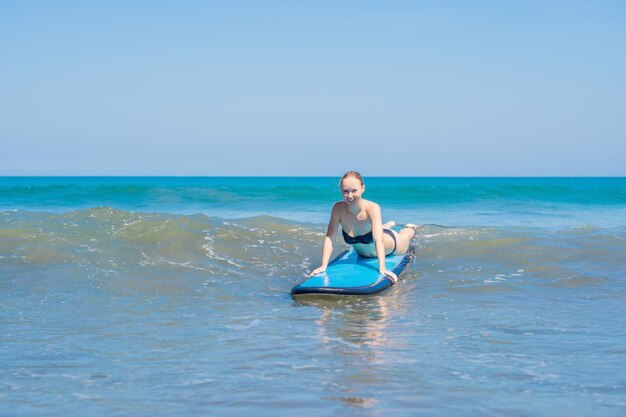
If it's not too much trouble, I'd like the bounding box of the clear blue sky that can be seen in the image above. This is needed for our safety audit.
[1,1,625,176]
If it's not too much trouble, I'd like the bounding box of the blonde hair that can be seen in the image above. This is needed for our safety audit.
[339,171,364,188]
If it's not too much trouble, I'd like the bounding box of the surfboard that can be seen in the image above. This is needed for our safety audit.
[291,245,414,296]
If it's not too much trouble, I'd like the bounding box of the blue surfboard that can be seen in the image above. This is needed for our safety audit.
[291,245,414,296]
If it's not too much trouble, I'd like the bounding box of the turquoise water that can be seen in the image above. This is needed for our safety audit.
[1,177,625,416]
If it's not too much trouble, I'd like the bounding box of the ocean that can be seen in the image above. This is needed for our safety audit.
[1,176,625,416]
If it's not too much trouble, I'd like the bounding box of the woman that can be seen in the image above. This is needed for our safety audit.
[309,171,417,283]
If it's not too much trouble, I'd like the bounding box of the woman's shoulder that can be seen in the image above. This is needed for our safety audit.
[363,200,381,215]
[331,201,347,215]
[363,199,380,209]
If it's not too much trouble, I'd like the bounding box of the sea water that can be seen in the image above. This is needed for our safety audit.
[1,177,625,416]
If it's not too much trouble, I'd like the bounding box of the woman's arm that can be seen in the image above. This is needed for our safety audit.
[369,203,398,283]
[309,202,341,276]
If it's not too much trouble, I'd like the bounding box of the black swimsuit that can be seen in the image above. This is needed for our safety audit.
[342,229,373,244]
[342,229,397,255]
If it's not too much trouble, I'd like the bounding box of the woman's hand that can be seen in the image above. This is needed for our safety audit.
[309,266,327,277]
[380,268,398,284]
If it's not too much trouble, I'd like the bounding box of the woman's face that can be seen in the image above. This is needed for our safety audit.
[341,177,364,206]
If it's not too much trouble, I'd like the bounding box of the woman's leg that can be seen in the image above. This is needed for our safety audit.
[381,221,397,255]
[382,221,396,229]
[391,224,418,255]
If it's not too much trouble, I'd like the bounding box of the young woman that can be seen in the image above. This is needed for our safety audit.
[309,171,417,283]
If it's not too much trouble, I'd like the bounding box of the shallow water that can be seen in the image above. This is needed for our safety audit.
[1,177,625,416]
